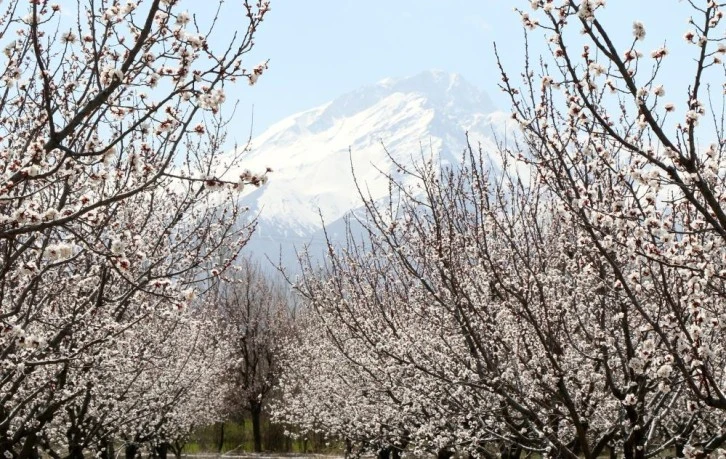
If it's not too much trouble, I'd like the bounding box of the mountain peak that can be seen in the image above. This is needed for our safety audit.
[233,71,505,268]
[301,70,493,134]
[377,69,461,90]
[382,69,465,93]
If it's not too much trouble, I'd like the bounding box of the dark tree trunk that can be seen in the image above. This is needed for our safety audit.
[99,439,115,459]
[218,422,225,453]
[623,428,645,459]
[125,443,138,459]
[169,441,184,459]
[438,448,455,459]
[392,441,408,459]
[67,444,84,459]
[609,445,617,459]
[251,403,263,453]
[19,433,40,459]
[155,443,168,459]
[378,445,406,459]
[675,442,685,459]
[500,444,521,459]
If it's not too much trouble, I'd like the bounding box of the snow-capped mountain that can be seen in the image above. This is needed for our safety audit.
[232,70,507,270]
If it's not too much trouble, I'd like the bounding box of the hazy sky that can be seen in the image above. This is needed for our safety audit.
[213,1,706,143]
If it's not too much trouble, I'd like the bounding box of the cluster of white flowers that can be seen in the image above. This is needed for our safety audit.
[196,88,226,111]
[44,243,75,261]
[248,61,268,85]
[99,65,124,86]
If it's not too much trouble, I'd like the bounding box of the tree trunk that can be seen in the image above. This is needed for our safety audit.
[500,444,521,459]
[155,443,168,459]
[67,444,84,459]
[19,433,40,459]
[169,441,184,459]
[251,403,263,453]
[675,442,685,459]
[99,439,115,459]
[392,441,408,459]
[218,422,225,453]
[377,447,391,459]
[125,443,138,459]
[623,427,645,459]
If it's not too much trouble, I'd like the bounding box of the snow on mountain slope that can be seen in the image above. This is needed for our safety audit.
[228,70,509,268]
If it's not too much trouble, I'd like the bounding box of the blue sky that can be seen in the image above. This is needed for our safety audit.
[215,1,706,143]
[220,1,518,135]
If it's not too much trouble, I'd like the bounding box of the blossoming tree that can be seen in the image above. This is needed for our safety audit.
[275,2,726,459]
[0,0,270,456]
[279,148,722,459]
[213,259,294,453]
[501,0,726,454]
